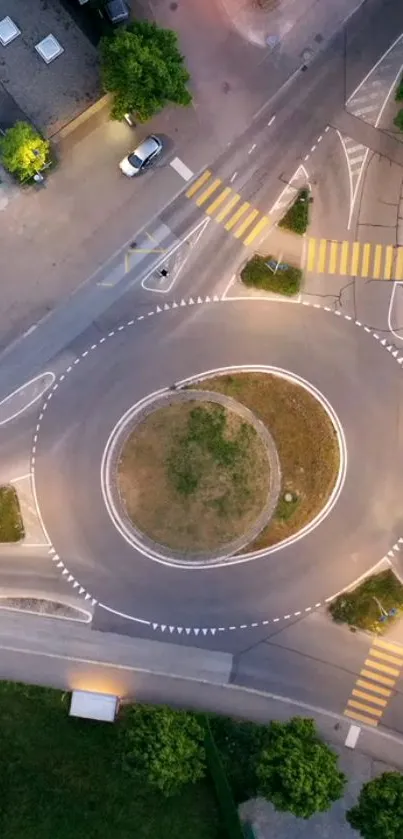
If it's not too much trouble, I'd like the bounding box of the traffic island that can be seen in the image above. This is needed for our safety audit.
[0,485,24,542]
[240,254,302,296]
[193,372,340,553]
[117,394,280,556]
[329,569,403,633]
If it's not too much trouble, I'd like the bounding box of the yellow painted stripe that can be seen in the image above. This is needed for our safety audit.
[206,186,232,216]
[215,193,240,223]
[195,178,222,206]
[317,238,327,272]
[340,241,349,275]
[233,208,259,239]
[244,216,270,246]
[344,709,378,726]
[374,638,403,655]
[351,241,360,275]
[225,201,250,231]
[186,170,211,198]
[352,689,387,707]
[328,241,338,274]
[347,699,383,717]
[384,245,394,280]
[364,658,399,677]
[370,648,403,667]
[395,247,403,280]
[356,679,391,697]
[373,244,383,279]
[361,243,371,277]
[306,238,316,271]
[360,668,395,686]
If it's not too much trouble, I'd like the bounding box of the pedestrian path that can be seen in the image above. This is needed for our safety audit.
[305,237,403,280]
[186,170,271,248]
[343,637,403,727]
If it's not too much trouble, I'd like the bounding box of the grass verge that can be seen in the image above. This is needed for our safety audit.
[278,188,310,234]
[0,485,24,542]
[193,373,339,551]
[0,682,220,839]
[241,254,301,296]
[118,401,270,552]
[329,569,403,633]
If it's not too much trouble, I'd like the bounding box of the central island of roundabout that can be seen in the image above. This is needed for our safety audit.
[33,298,403,638]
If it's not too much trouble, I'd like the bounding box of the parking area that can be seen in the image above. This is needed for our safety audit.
[0,0,100,136]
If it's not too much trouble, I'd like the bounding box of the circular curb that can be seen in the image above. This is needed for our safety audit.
[104,388,282,564]
[31,295,403,633]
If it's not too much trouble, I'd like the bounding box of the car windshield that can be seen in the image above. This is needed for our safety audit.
[128,153,143,169]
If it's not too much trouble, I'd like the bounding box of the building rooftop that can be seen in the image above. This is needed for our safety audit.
[0,0,101,136]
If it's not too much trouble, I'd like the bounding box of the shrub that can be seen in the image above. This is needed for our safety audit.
[0,122,50,183]
[241,254,301,296]
[329,570,403,631]
[395,75,403,101]
[394,108,403,130]
[347,772,403,839]
[278,188,310,234]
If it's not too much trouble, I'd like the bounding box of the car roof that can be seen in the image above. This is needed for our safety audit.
[134,135,160,161]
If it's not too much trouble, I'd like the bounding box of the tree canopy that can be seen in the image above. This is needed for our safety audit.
[99,21,192,121]
[0,122,50,182]
[120,704,205,796]
[256,717,346,819]
[347,772,403,839]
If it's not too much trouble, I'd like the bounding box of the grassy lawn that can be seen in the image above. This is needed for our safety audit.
[278,189,310,235]
[0,485,24,542]
[329,570,403,633]
[241,254,301,296]
[0,682,221,839]
[118,402,270,552]
[193,373,339,551]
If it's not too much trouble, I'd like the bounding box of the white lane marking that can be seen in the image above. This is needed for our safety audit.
[345,725,361,748]
[230,171,238,183]
[347,32,403,104]
[169,157,193,182]
[0,372,55,426]
[248,144,257,154]
[268,115,276,126]
[9,473,32,483]
[141,218,210,295]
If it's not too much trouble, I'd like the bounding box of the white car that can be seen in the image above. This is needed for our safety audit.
[119,135,163,177]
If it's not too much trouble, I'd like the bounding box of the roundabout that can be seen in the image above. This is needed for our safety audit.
[32,297,403,634]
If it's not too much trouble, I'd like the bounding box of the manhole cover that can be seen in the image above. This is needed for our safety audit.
[314,33,323,43]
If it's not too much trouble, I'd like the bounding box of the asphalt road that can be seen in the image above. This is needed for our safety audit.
[1,0,403,737]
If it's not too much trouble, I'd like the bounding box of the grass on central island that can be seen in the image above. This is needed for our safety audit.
[329,569,403,633]
[118,401,270,552]
[0,485,24,542]
[0,682,221,839]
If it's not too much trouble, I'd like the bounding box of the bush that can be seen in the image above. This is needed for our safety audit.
[240,254,301,296]
[209,715,269,802]
[347,772,403,839]
[396,75,403,101]
[0,122,50,183]
[329,569,403,631]
[394,108,403,130]
[279,189,310,234]
[120,704,206,796]
[100,20,192,121]
[256,717,346,819]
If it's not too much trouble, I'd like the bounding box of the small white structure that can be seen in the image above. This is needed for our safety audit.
[69,690,119,723]
[0,16,21,46]
[35,33,64,64]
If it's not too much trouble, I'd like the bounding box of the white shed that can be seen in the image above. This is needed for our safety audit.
[69,690,119,722]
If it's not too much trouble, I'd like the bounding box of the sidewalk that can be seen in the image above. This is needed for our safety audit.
[218,0,363,48]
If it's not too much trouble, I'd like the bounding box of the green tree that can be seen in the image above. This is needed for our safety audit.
[99,21,192,121]
[347,772,403,839]
[256,717,346,819]
[120,704,205,796]
[0,122,50,182]
[394,108,403,130]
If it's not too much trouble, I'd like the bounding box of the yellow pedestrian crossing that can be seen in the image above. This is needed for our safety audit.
[305,237,403,281]
[185,170,403,275]
[344,638,403,727]
[185,170,271,247]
